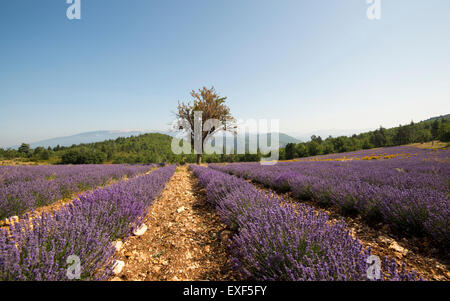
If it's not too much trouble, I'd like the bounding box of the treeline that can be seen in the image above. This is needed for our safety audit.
[280,115,450,160]
[0,133,262,164]
[0,145,54,162]
[1,115,449,164]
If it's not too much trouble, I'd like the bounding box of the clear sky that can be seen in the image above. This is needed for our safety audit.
[1,0,449,147]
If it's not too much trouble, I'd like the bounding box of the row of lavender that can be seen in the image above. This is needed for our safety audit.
[297,145,449,161]
[209,149,450,248]
[191,165,419,281]
[0,165,175,281]
[0,164,154,219]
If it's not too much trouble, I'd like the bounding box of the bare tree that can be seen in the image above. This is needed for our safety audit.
[176,86,236,164]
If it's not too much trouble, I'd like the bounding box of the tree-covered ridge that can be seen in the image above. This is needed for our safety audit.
[281,114,450,160]
[0,133,260,164]
[1,114,449,164]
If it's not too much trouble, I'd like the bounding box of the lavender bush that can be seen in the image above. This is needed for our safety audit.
[0,164,154,219]
[191,165,420,281]
[209,146,449,248]
[0,165,175,281]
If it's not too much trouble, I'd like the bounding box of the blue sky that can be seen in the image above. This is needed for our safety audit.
[0,0,449,147]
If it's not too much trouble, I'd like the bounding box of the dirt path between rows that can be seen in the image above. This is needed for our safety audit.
[111,166,236,281]
[1,168,158,229]
[251,182,450,281]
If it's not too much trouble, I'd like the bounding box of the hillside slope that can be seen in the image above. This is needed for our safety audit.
[280,114,450,159]
[1,114,448,164]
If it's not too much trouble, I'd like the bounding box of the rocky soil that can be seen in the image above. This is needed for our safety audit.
[110,166,236,281]
[253,182,450,281]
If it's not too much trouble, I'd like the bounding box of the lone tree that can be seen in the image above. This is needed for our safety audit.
[176,86,235,164]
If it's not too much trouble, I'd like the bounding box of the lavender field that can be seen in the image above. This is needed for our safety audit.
[191,165,420,281]
[0,146,448,281]
[209,146,450,249]
[0,165,175,280]
[0,164,154,220]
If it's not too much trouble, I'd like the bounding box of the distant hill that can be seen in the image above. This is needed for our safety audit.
[423,114,450,123]
[289,114,450,142]
[20,130,176,149]
[57,133,178,164]
[288,129,371,142]
[16,130,299,149]
[280,114,450,160]
[221,132,300,148]
[276,133,302,146]
[2,114,447,164]
[15,130,300,164]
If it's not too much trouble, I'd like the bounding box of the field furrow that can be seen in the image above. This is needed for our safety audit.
[0,165,175,281]
[191,165,423,281]
[111,165,235,281]
[208,148,449,250]
[0,164,156,220]
[248,179,450,281]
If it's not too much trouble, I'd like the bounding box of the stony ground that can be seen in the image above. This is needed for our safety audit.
[111,166,236,281]
[3,162,448,281]
[252,182,450,281]
[111,165,449,282]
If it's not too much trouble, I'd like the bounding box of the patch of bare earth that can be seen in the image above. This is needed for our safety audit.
[111,166,236,281]
[251,182,450,281]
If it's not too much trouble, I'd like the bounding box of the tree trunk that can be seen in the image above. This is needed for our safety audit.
[197,154,202,165]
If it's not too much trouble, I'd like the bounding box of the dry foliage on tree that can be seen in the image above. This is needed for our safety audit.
[176,87,236,164]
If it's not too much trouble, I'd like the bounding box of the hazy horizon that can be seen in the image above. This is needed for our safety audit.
[4,114,447,149]
[1,1,449,147]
